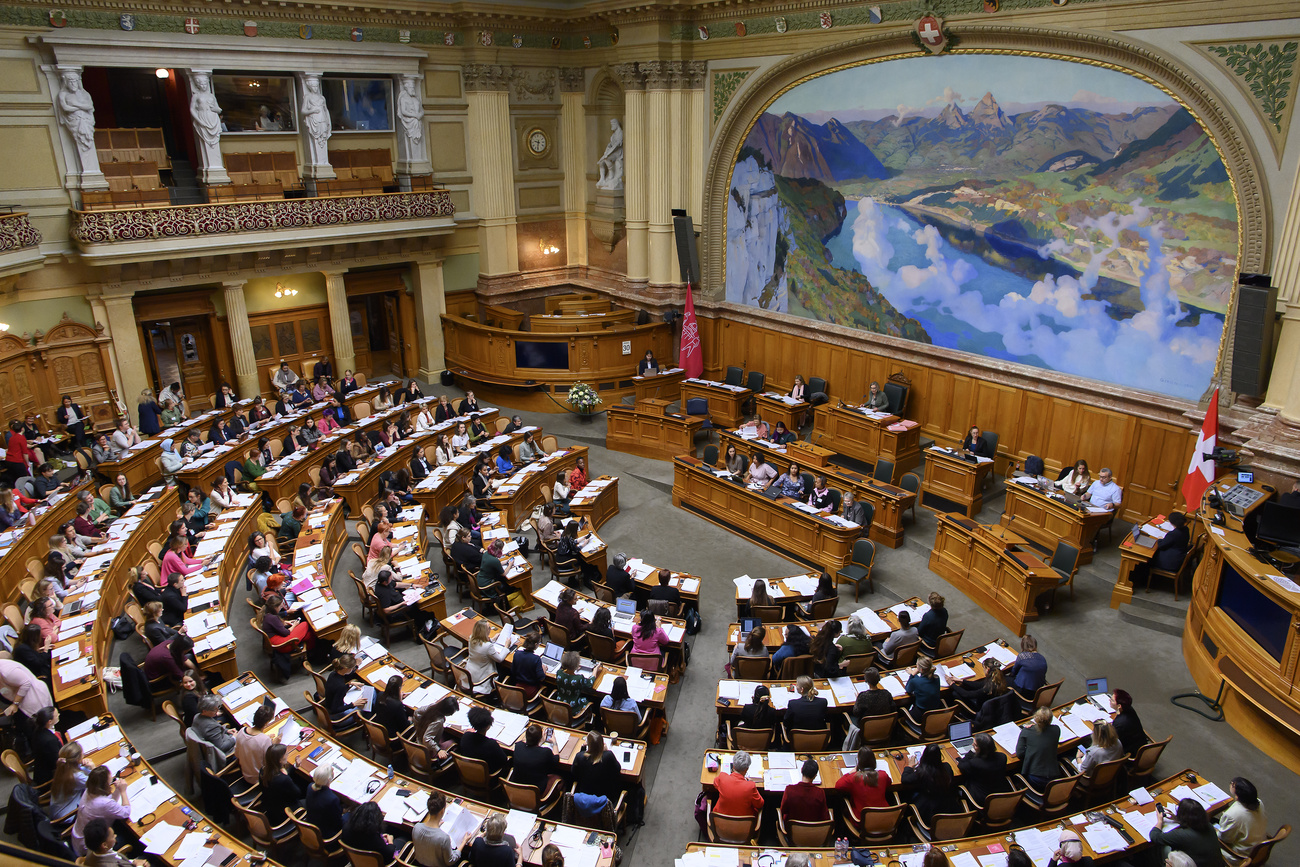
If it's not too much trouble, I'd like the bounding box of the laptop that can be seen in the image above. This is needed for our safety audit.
[948,720,974,752]
[1085,676,1109,698]
[615,597,636,616]
[540,642,564,673]
[739,617,760,636]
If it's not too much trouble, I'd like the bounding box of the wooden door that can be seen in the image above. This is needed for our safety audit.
[348,301,372,376]
[384,295,403,377]
[172,317,216,410]
[1124,420,1194,521]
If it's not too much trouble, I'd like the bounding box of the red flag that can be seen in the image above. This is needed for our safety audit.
[679,282,703,378]
[1182,388,1219,510]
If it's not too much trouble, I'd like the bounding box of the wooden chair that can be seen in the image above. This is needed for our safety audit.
[1125,735,1171,783]
[859,711,897,746]
[1043,539,1082,607]
[540,435,558,453]
[302,661,330,701]
[843,652,877,676]
[725,722,773,751]
[375,597,415,645]
[749,605,786,624]
[1073,756,1128,805]
[898,705,956,742]
[498,679,545,718]
[1015,679,1063,716]
[837,538,876,600]
[778,654,814,679]
[777,812,835,847]
[233,801,298,855]
[502,773,564,818]
[303,691,364,739]
[421,634,464,684]
[1242,823,1291,866]
[161,700,186,744]
[399,733,449,781]
[451,752,503,800]
[883,638,921,669]
[360,716,399,765]
[449,659,496,697]
[1148,534,1205,601]
[1015,771,1081,819]
[706,803,760,845]
[541,694,593,729]
[920,628,964,659]
[732,655,770,679]
[586,631,627,664]
[348,570,376,624]
[781,725,831,751]
[1,749,29,785]
[795,595,838,622]
[908,804,976,842]
[600,705,651,740]
[287,807,344,865]
[962,785,1025,832]
[341,841,391,867]
[843,795,906,843]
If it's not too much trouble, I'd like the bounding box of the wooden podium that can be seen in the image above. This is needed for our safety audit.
[1000,481,1114,563]
[921,447,993,518]
[786,439,835,469]
[680,379,751,429]
[606,402,707,461]
[755,392,809,432]
[812,403,920,481]
[632,368,685,402]
[929,515,1061,635]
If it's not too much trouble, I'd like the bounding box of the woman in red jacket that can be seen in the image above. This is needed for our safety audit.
[4,420,38,486]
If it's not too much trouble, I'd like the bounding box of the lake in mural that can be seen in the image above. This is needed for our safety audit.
[725,54,1238,401]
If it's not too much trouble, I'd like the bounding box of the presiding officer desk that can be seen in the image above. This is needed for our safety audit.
[1184,478,1300,773]
[683,769,1228,866]
[717,429,915,548]
[632,366,685,402]
[920,445,995,518]
[673,455,859,572]
[679,378,752,429]
[929,514,1060,636]
[1001,477,1114,564]
[811,402,921,482]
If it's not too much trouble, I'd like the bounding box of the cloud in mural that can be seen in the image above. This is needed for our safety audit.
[928,86,966,107]
[849,198,1222,396]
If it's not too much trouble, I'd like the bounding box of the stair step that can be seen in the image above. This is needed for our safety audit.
[1118,606,1187,638]
[1125,590,1189,617]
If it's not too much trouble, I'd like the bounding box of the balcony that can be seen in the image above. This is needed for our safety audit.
[0,212,44,280]
[69,188,458,266]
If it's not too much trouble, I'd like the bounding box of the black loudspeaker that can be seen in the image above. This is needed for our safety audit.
[440,370,455,387]
[662,310,677,325]
[672,210,700,285]
[1230,274,1277,397]
[635,309,650,326]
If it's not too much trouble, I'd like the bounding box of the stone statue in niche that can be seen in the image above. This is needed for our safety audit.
[298,73,334,175]
[596,118,624,191]
[397,77,424,145]
[55,68,100,179]
[393,74,430,177]
[188,72,223,147]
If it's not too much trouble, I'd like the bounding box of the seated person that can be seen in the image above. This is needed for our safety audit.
[714,750,764,817]
[783,676,828,731]
[807,475,835,513]
[961,426,992,458]
[456,705,508,776]
[780,759,830,823]
[878,610,918,665]
[770,421,797,445]
[1082,467,1122,511]
[648,568,681,607]
[957,733,1009,806]
[768,463,805,499]
[744,453,778,488]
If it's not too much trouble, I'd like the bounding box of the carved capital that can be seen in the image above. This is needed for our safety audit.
[462,64,511,92]
[509,67,557,103]
[642,60,673,91]
[559,67,586,93]
[613,62,646,91]
[682,61,707,90]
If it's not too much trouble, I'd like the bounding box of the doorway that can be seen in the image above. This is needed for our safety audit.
[141,317,218,410]
[348,292,406,378]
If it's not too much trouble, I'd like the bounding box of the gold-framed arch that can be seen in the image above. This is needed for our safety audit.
[700,24,1270,305]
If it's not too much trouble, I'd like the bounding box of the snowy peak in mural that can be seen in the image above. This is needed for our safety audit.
[726,56,1237,401]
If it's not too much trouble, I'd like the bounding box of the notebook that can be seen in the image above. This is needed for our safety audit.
[948,720,974,752]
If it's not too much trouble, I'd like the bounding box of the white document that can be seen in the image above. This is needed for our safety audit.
[139,821,185,854]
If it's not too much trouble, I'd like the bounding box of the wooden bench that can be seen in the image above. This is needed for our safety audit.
[94,127,170,169]
[327,148,394,183]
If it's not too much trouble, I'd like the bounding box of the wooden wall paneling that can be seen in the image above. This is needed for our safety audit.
[248,305,334,394]
[972,381,1021,464]
[1016,392,1054,469]
[398,290,419,377]
[1077,409,1137,484]
[445,291,477,319]
[0,333,38,425]
[34,316,117,429]
[1123,420,1194,520]
[1040,399,1081,472]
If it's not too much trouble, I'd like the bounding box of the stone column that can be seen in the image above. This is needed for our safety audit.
[221,280,260,399]
[644,62,675,287]
[86,290,125,407]
[100,291,148,422]
[295,72,336,181]
[322,270,356,376]
[183,69,230,185]
[46,64,106,191]
[668,64,686,215]
[410,258,447,380]
[393,72,432,181]
[559,68,589,267]
[617,63,648,282]
[683,62,707,226]
[464,64,519,276]
[1264,156,1300,415]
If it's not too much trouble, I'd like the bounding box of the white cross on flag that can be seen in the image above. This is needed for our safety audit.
[1181,387,1219,510]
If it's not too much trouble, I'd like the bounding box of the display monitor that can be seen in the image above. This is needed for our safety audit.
[514,341,569,369]
[1216,562,1291,662]
[1255,503,1300,548]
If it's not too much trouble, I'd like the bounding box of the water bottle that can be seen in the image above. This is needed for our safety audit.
[834,837,848,861]
[386,764,394,781]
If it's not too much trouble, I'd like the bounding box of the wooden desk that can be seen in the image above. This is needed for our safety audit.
[530,309,638,332]
[672,456,857,572]
[569,476,620,531]
[632,367,684,402]
[921,446,993,518]
[811,403,920,480]
[718,430,914,548]
[489,445,587,529]
[1114,524,1156,609]
[785,439,834,469]
[0,483,86,598]
[214,673,615,866]
[683,769,1227,866]
[533,579,688,650]
[478,511,536,605]
[606,403,706,461]
[929,514,1060,635]
[680,379,751,429]
[754,392,809,433]
[174,413,304,494]
[726,596,927,643]
[99,404,244,492]
[1001,480,1114,563]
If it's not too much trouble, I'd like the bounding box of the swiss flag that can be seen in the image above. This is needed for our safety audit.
[679,282,703,379]
[1181,388,1219,510]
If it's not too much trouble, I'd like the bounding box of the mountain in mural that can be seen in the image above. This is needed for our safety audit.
[843,94,1181,176]
[743,112,889,183]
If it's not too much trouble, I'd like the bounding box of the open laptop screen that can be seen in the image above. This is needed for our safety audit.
[1085,677,1109,696]
[616,597,636,615]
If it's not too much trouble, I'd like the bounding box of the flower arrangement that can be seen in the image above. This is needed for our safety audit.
[567,382,602,413]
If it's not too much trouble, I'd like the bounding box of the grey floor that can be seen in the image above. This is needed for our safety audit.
[22,379,1299,866]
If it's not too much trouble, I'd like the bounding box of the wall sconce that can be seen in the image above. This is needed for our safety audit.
[273,282,299,299]
[538,240,560,255]
[0,323,9,332]
[155,68,169,79]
